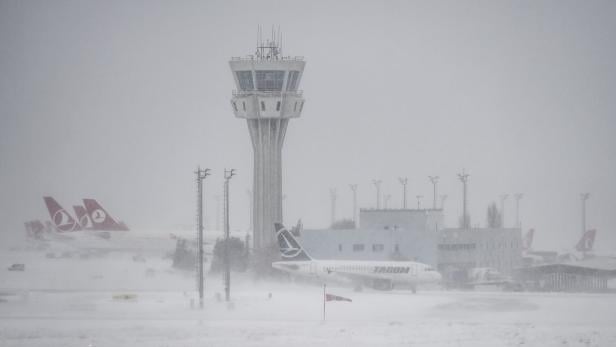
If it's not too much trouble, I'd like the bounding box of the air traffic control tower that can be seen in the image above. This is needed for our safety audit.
[229,35,306,255]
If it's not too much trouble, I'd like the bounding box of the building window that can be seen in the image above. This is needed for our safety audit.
[255,70,285,91]
[232,102,238,112]
[276,101,281,111]
[236,71,254,91]
[242,101,246,111]
[352,244,365,252]
[286,71,300,91]
[372,244,384,252]
[261,101,266,111]
[394,244,399,252]
[300,101,304,112]
[338,244,342,252]
[294,101,297,112]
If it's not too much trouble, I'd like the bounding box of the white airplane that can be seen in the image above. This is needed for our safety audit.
[271,223,442,292]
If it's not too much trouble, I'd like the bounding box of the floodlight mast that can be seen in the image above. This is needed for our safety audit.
[349,184,358,227]
[195,167,210,309]
[398,177,408,209]
[428,176,439,209]
[372,180,382,209]
[457,170,470,229]
[223,169,236,302]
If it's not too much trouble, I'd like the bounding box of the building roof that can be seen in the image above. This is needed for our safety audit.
[518,256,616,276]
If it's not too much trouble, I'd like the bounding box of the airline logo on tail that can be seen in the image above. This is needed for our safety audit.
[83,199,129,231]
[44,197,81,232]
[274,223,311,261]
[523,229,534,250]
[73,205,92,229]
[575,229,596,252]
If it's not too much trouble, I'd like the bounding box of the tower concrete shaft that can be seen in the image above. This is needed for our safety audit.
[229,36,305,253]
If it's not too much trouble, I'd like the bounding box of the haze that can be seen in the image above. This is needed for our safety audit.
[1,0,615,253]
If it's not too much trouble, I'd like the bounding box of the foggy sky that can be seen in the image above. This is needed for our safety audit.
[1,0,615,252]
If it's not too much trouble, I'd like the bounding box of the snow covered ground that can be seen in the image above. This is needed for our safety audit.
[1,245,615,346]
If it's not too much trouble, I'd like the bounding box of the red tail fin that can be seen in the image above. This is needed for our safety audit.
[43,197,81,232]
[73,205,92,229]
[523,229,534,250]
[575,229,596,252]
[83,199,129,231]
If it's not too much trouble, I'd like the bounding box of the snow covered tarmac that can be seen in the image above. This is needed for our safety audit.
[2,284,616,346]
[1,249,616,346]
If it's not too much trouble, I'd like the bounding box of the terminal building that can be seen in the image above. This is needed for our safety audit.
[438,227,523,282]
[298,208,442,266]
[296,208,523,281]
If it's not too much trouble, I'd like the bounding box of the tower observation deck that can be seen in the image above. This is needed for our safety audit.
[229,34,306,257]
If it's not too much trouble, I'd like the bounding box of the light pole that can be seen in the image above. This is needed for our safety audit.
[195,167,210,309]
[349,184,358,227]
[514,193,523,229]
[329,188,337,226]
[398,177,408,209]
[500,194,509,228]
[580,193,590,237]
[223,168,236,302]
[428,176,439,210]
[457,171,470,229]
[372,180,382,209]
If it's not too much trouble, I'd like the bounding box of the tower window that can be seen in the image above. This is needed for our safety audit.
[232,102,238,112]
[255,70,285,91]
[236,71,254,91]
[300,101,304,112]
[242,101,246,111]
[294,102,297,112]
[286,71,300,91]
[276,101,281,111]
[261,101,266,111]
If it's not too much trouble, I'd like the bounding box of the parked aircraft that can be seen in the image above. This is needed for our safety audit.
[271,223,442,292]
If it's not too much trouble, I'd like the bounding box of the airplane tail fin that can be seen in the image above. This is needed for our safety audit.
[274,223,312,261]
[523,228,534,250]
[575,229,596,252]
[43,196,81,232]
[83,199,129,231]
[73,205,92,229]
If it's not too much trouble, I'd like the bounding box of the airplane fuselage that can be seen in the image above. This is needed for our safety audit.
[272,259,442,287]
